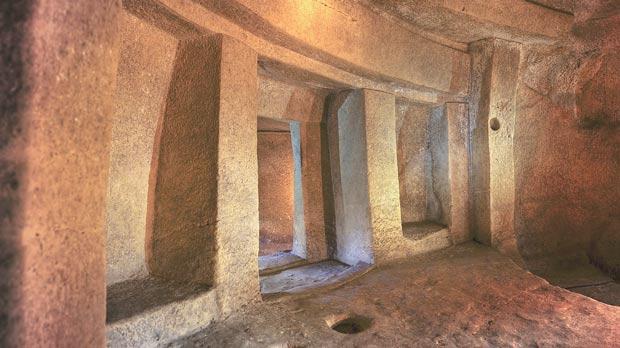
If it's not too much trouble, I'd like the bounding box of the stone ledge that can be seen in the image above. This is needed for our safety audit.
[106,277,218,347]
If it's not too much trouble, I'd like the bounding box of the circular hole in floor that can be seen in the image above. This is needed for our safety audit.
[326,314,372,334]
[489,117,501,131]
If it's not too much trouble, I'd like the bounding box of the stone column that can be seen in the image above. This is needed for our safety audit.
[469,39,521,260]
[326,95,346,260]
[330,90,403,265]
[446,103,471,243]
[363,90,404,264]
[299,122,329,261]
[0,1,120,346]
[147,34,259,312]
[291,122,307,258]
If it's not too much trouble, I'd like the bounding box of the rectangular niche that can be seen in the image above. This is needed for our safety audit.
[257,117,297,257]
[256,117,308,276]
[396,101,451,239]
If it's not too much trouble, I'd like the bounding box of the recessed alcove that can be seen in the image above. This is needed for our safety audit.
[257,117,307,274]
[396,101,451,240]
[257,117,297,257]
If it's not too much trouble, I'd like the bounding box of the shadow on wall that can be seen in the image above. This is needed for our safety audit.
[257,125,295,256]
[396,101,450,237]
[514,11,620,277]
[0,0,33,345]
[106,11,178,286]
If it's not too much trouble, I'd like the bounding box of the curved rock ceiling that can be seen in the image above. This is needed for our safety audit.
[356,0,574,45]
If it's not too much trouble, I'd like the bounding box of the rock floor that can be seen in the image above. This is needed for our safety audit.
[170,243,619,347]
[260,260,351,295]
[258,251,305,274]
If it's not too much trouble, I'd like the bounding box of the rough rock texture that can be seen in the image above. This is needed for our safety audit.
[257,78,332,262]
[0,0,120,346]
[462,0,619,288]
[3,1,618,346]
[106,278,217,347]
[297,122,331,261]
[428,106,450,225]
[395,100,469,243]
[446,103,471,243]
[359,90,404,264]
[329,90,455,265]
[129,0,468,103]
[174,243,620,347]
[260,261,351,295]
[469,38,522,262]
[257,131,295,256]
[395,102,431,223]
[513,2,620,275]
[106,11,177,286]
[258,78,326,123]
[330,90,375,265]
[147,34,260,311]
[359,0,573,44]
[191,0,469,94]
[291,122,306,258]
[147,36,222,284]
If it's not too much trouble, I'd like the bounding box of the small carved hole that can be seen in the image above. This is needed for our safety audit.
[489,117,500,131]
[326,314,372,334]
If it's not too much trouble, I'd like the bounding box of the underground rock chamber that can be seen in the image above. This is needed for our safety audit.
[5,0,619,347]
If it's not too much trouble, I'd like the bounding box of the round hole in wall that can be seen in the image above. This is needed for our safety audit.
[489,117,501,131]
[326,314,372,334]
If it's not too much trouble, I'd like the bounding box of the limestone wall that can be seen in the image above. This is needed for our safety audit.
[468,2,620,276]
[257,131,295,255]
[0,0,120,346]
[396,102,430,223]
[396,102,451,226]
[128,0,470,103]
[514,4,620,273]
[106,12,177,285]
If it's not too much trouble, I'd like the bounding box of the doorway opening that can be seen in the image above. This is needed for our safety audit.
[257,117,306,273]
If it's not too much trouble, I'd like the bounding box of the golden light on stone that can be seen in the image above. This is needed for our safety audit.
[3,0,618,347]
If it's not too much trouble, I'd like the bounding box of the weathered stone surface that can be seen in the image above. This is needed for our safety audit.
[291,122,306,259]
[258,77,326,123]
[460,1,620,289]
[360,0,573,44]
[176,243,620,347]
[396,102,431,223]
[0,0,120,346]
[147,34,260,311]
[427,106,450,225]
[127,0,469,103]
[468,40,493,247]
[106,278,217,347]
[528,0,575,14]
[298,122,330,261]
[207,35,261,313]
[106,12,177,286]
[147,36,221,284]
[396,101,468,242]
[446,102,471,243]
[330,90,375,265]
[4,1,619,346]
[487,40,522,261]
[590,224,620,280]
[514,2,620,274]
[257,131,294,256]
[362,90,405,263]
[329,90,453,265]
[469,38,522,262]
